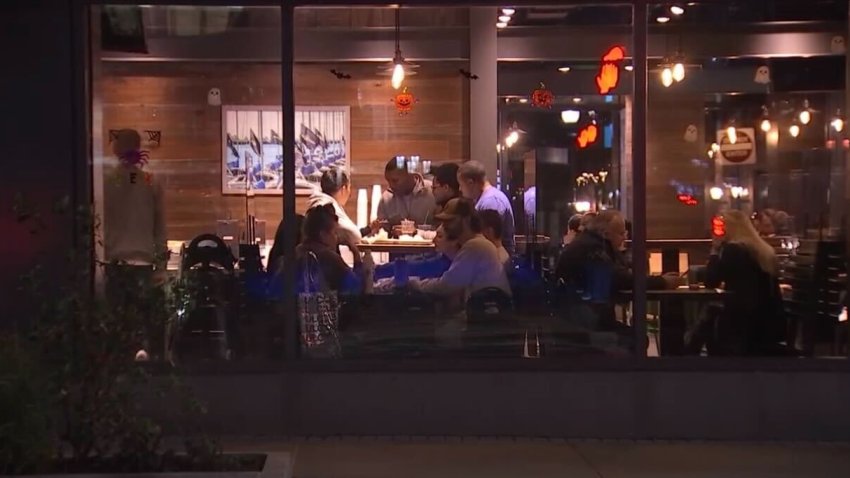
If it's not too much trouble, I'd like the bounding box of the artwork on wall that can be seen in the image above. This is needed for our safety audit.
[221,105,350,195]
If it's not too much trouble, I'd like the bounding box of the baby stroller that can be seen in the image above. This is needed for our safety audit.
[171,234,237,362]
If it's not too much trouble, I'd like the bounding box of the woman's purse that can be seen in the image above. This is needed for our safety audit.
[297,251,341,358]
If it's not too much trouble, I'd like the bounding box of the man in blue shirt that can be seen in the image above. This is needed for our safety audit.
[457,160,515,253]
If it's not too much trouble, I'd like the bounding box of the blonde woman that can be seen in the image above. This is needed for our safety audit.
[704,210,788,356]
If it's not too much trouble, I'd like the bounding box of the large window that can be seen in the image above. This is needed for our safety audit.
[91,4,286,364]
[645,1,849,358]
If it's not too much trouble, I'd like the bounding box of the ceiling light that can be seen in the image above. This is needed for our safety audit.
[391,62,405,90]
[661,67,673,87]
[670,5,685,15]
[799,109,811,125]
[657,16,671,23]
[760,119,772,133]
[518,98,528,104]
[727,126,737,144]
[709,187,724,201]
[711,142,720,153]
[558,66,571,73]
[672,62,685,82]
[789,123,801,138]
[496,21,508,28]
[498,15,511,22]
[624,65,634,71]
[561,110,580,124]
[832,117,845,132]
[501,8,515,15]
[572,97,582,104]
[575,201,591,213]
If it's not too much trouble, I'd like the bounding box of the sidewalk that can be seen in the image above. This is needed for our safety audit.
[226,438,850,478]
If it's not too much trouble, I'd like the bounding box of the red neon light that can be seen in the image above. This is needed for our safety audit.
[676,193,698,206]
[712,216,726,237]
[577,124,599,148]
[596,46,626,94]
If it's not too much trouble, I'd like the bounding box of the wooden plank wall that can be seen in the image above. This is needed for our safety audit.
[100,61,469,241]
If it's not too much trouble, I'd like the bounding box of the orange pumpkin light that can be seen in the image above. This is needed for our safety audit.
[392,87,417,115]
[531,82,554,108]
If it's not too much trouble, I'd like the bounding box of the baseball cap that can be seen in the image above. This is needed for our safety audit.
[434,197,476,221]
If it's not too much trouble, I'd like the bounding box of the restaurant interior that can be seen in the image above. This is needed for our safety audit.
[92,1,850,363]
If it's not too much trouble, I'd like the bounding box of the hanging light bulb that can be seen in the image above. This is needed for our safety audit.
[789,123,801,138]
[672,62,685,82]
[391,62,405,90]
[661,67,674,87]
[760,118,772,133]
[727,126,737,145]
[832,117,845,132]
[799,99,811,125]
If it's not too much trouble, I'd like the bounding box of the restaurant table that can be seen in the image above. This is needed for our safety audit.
[619,288,728,356]
[357,240,435,255]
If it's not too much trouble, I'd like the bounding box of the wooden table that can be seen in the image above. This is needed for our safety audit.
[620,288,728,356]
[357,240,435,255]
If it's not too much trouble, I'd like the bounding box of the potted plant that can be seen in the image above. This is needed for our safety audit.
[2,195,279,476]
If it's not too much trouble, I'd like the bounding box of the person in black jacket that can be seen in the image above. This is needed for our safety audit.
[556,210,668,331]
[703,210,788,356]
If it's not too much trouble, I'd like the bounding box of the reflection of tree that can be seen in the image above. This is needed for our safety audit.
[575,170,609,210]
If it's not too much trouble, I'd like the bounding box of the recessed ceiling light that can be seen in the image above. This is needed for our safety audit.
[558,66,571,73]
[501,8,515,15]
[670,5,685,15]
[624,65,634,71]
[498,15,511,22]
[572,97,582,104]
[496,22,508,28]
[656,16,671,23]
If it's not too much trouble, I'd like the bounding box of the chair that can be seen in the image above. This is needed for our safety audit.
[463,287,520,357]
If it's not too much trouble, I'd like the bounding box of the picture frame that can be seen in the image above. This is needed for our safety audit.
[221,105,350,195]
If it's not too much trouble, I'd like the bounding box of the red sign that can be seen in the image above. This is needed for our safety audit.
[711,216,725,237]
[677,193,698,206]
[596,46,626,94]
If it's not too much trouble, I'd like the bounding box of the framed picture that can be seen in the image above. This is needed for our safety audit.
[221,105,350,195]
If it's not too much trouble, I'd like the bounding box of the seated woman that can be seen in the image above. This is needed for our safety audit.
[704,210,787,356]
[296,204,363,295]
[479,209,510,266]
[374,225,455,281]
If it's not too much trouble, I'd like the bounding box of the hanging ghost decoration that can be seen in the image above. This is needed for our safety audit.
[684,124,698,143]
[831,36,846,54]
[207,88,222,106]
[754,66,771,85]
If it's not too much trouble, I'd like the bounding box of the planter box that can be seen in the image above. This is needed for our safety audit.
[21,453,293,478]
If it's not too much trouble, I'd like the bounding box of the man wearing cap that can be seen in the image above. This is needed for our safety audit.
[457,160,515,253]
[409,198,511,299]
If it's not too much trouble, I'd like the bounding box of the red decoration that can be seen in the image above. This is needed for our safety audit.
[596,46,626,94]
[392,87,417,115]
[577,124,599,149]
[531,82,554,108]
[712,216,726,237]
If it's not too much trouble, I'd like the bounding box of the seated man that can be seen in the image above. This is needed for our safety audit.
[556,210,667,329]
[479,209,510,266]
[410,198,511,299]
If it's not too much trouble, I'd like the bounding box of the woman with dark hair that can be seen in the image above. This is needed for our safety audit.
[306,167,362,246]
[297,204,362,293]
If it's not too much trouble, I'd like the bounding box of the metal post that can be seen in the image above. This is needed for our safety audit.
[632,1,649,358]
[281,4,298,360]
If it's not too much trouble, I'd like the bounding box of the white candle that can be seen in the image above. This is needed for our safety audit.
[356,188,368,228]
[370,184,382,222]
